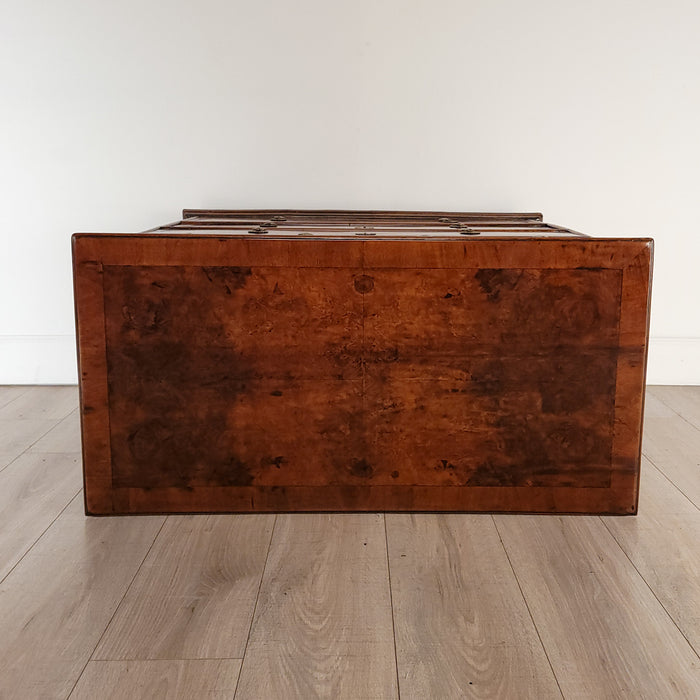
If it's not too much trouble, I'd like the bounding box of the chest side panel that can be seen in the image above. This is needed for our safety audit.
[102,263,621,492]
[73,234,651,513]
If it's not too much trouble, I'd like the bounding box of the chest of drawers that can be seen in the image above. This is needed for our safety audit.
[73,209,652,514]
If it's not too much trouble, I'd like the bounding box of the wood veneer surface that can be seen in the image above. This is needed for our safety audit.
[72,211,653,514]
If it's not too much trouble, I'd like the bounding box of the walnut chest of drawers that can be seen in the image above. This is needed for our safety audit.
[72,209,653,515]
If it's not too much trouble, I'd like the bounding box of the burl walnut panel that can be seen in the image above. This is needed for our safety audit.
[73,215,652,514]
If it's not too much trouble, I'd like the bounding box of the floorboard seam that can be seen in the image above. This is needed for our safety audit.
[640,453,700,512]
[63,515,168,700]
[28,408,80,455]
[232,513,278,699]
[383,514,402,700]
[0,387,79,424]
[86,656,246,662]
[599,516,700,661]
[491,515,566,700]
[0,419,65,475]
[0,488,82,587]
[0,386,30,410]
[648,388,700,434]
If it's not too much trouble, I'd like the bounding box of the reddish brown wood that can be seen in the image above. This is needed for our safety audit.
[72,211,653,515]
[181,208,545,221]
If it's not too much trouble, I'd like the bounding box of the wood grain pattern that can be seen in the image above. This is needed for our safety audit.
[70,659,242,699]
[102,264,363,490]
[73,212,652,514]
[0,451,81,581]
[182,208,545,221]
[73,256,114,515]
[94,514,275,660]
[0,497,164,699]
[386,514,561,699]
[494,513,700,698]
[102,265,620,491]
[75,234,649,268]
[234,514,397,699]
[603,459,700,653]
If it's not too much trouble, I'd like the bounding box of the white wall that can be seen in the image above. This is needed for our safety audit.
[1,0,699,384]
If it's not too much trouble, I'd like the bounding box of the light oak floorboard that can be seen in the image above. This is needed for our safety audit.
[0,385,29,408]
[386,513,562,699]
[0,385,78,421]
[642,408,700,508]
[495,514,700,699]
[0,451,82,581]
[70,659,242,700]
[1,386,698,698]
[234,514,397,700]
[643,389,678,418]
[650,386,700,428]
[29,408,81,453]
[0,417,59,470]
[94,514,275,661]
[603,459,700,655]
[0,496,164,700]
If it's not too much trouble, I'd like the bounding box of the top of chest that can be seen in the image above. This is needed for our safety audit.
[145,209,588,239]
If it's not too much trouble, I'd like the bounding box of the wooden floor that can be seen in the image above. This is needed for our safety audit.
[0,386,698,699]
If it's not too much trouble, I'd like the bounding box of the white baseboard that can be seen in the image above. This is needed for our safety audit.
[0,335,78,384]
[646,337,700,386]
[0,334,698,386]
